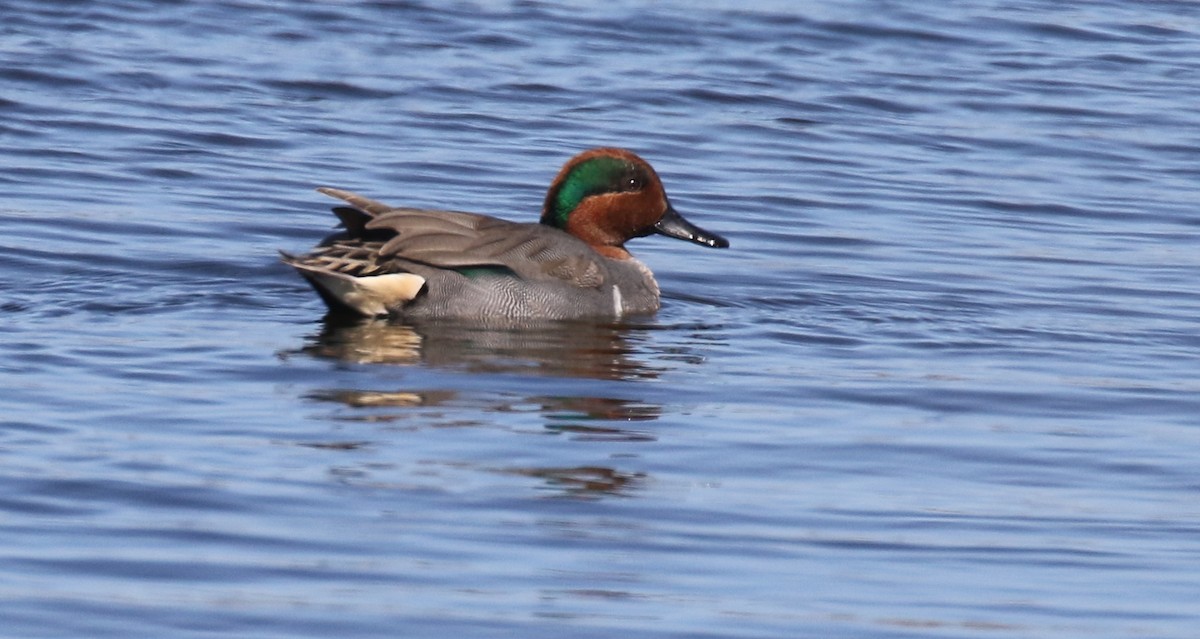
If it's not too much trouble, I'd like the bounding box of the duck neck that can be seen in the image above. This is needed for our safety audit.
[592,244,632,260]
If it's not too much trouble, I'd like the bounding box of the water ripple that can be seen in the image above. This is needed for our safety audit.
[3,1,1200,638]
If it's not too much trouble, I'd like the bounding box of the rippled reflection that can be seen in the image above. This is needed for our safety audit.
[307,387,662,441]
[299,314,668,380]
[503,465,646,498]
[294,316,674,498]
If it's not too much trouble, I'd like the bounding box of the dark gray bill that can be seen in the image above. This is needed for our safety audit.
[653,205,729,248]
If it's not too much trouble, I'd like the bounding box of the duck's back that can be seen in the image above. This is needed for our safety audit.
[283,190,661,320]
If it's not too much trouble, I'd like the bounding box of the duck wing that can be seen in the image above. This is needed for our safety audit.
[320,188,607,289]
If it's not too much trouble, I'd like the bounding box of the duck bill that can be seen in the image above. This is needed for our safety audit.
[653,205,729,248]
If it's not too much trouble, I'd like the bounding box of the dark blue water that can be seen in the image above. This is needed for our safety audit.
[3,1,1200,637]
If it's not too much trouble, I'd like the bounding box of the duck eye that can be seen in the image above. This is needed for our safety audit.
[626,176,643,190]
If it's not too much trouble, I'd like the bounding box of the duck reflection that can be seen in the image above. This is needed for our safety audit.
[502,465,646,499]
[306,385,661,440]
[300,314,666,380]
[293,315,694,499]
[538,395,660,442]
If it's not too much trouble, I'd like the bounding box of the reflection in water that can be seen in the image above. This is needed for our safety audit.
[306,389,429,408]
[537,395,661,422]
[503,465,646,499]
[300,318,423,365]
[303,388,462,426]
[538,395,660,442]
[542,423,656,443]
[307,387,660,440]
[299,314,667,380]
[314,458,645,499]
[290,315,716,498]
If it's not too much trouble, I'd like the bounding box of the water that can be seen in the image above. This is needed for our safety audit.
[3,1,1199,637]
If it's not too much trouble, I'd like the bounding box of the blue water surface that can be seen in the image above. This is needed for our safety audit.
[2,1,1199,637]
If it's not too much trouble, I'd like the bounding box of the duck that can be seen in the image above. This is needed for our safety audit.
[281,147,729,320]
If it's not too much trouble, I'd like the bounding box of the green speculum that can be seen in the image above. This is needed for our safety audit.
[456,265,519,279]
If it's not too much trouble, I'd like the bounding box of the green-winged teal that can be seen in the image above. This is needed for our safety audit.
[282,147,729,319]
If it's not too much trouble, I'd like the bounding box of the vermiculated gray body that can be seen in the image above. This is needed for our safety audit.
[398,254,661,320]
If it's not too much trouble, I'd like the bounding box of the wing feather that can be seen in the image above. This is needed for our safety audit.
[313,188,606,288]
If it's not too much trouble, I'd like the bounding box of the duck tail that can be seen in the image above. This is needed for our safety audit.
[280,251,425,317]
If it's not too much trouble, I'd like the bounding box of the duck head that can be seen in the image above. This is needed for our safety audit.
[540,148,729,259]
